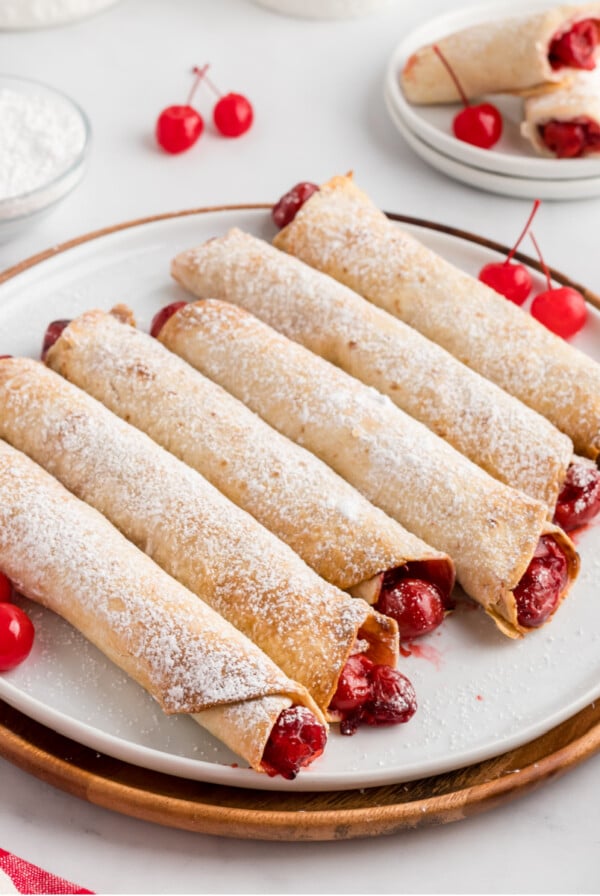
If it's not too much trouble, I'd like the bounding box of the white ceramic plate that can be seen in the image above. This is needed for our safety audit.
[385,0,600,181]
[384,84,600,199]
[1,207,600,793]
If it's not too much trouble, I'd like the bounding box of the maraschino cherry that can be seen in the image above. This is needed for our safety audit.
[529,232,588,339]
[478,199,540,305]
[156,67,206,154]
[0,575,34,672]
[199,65,254,138]
[433,45,502,149]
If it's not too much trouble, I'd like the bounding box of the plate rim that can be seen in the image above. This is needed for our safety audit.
[1,204,600,793]
[384,84,600,201]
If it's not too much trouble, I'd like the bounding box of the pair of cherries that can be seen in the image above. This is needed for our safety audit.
[156,65,253,154]
[479,200,587,339]
[0,572,34,672]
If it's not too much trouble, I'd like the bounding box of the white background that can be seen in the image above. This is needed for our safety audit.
[1,0,599,892]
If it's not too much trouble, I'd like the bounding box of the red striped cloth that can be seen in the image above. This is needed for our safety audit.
[0,849,92,895]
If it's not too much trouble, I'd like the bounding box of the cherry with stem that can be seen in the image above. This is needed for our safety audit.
[529,232,587,339]
[478,199,541,304]
[155,66,207,154]
[433,44,502,149]
[198,64,254,138]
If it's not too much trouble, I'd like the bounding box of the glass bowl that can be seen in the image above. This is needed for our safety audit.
[0,74,91,242]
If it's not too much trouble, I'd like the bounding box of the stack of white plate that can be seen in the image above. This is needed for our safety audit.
[384,1,600,200]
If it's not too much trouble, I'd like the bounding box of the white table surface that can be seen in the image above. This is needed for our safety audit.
[1,1,600,892]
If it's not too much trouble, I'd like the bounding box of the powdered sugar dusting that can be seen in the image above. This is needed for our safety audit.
[173,229,573,510]
[275,176,600,459]
[0,358,382,708]
[162,299,552,626]
[46,310,443,591]
[0,439,306,716]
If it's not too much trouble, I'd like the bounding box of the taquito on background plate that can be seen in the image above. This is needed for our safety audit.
[274,174,600,461]
[400,4,600,105]
[0,440,325,775]
[43,309,454,606]
[157,299,579,640]
[0,358,397,717]
[171,228,573,513]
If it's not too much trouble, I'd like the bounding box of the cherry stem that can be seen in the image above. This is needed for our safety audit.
[433,44,469,107]
[187,65,209,105]
[191,63,222,101]
[505,199,541,265]
[529,231,553,292]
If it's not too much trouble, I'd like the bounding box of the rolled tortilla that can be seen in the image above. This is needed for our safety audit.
[0,439,325,774]
[171,228,574,513]
[274,174,600,461]
[401,5,600,105]
[157,298,579,639]
[521,72,600,156]
[43,309,454,603]
[0,358,397,715]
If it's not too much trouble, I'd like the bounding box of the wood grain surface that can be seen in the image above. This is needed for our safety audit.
[1,206,599,840]
[2,698,600,840]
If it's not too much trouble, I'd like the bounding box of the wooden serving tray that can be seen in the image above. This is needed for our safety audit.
[2,698,600,840]
[1,207,600,840]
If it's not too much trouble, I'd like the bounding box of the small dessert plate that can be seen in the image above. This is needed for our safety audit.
[385,0,600,181]
[384,84,600,200]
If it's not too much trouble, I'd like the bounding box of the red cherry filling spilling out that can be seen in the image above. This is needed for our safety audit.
[377,577,445,640]
[433,44,502,149]
[375,560,454,640]
[513,535,568,629]
[0,603,34,671]
[529,232,587,339]
[272,182,319,229]
[0,572,12,603]
[41,319,71,361]
[260,706,327,779]
[540,117,600,159]
[150,301,187,339]
[549,19,599,71]
[329,654,417,736]
[478,199,540,304]
[554,462,600,531]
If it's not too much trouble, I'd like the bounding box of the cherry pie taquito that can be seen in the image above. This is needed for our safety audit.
[273,174,600,471]
[155,298,579,640]
[0,358,412,733]
[401,4,600,105]
[171,228,574,514]
[42,309,455,638]
[521,72,600,157]
[0,439,328,778]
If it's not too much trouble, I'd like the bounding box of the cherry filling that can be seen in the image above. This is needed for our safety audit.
[329,654,417,736]
[549,19,599,70]
[539,117,600,158]
[260,706,327,779]
[554,462,600,532]
[375,560,454,640]
[150,301,188,339]
[513,535,569,629]
[272,182,319,229]
[41,320,71,361]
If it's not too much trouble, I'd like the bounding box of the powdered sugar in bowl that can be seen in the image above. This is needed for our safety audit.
[0,74,90,241]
